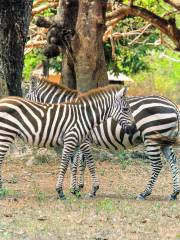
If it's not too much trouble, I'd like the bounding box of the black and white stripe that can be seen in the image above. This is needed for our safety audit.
[26,79,180,200]
[0,85,133,199]
[87,96,180,200]
[26,78,78,103]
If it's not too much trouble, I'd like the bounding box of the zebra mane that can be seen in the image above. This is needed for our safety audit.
[65,84,123,104]
[31,76,79,95]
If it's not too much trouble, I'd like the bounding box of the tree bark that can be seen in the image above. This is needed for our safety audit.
[56,0,108,92]
[56,0,78,89]
[0,0,33,97]
[71,0,108,92]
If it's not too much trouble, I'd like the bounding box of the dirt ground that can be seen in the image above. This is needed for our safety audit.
[0,144,180,240]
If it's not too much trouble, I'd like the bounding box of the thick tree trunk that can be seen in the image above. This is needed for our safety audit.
[57,0,78,89]
[0,1,32,96]
[57,0,108,92]
[72,0,108,92]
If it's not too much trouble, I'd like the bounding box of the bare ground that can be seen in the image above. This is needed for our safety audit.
[0,144,180,240]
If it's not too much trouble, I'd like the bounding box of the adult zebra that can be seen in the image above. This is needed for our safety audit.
[0,85,134,199]
[26,78,180,200]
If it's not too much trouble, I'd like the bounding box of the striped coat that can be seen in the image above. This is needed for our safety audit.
[0,85,134,199]
[26,79,180,200]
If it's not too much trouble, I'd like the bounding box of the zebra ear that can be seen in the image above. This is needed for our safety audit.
[115,87,128,99]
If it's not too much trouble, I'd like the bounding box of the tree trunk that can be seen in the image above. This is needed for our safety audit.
[57,0,78,89]
[0,0,32,97]
[72,0,108,92]
[58,0,108,92]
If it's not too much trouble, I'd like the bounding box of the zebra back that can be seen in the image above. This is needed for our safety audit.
[26,77,78,103]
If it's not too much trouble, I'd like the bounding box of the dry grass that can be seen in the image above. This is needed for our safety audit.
[0,144,180,240]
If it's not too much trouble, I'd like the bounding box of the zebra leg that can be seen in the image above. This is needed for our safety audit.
[0,154,3,188]
[69,152,80,196]
[80,141,99,197]
[56,145,73,199]
[137,142,162,200]
[54,147,79,195]
[78,152,86,189]
[162,145,180,200]
[0,137,15,188]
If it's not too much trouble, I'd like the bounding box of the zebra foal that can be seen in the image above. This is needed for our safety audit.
[0,85,134,199]
[27,79,180,200]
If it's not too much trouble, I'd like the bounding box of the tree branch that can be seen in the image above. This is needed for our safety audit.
[32,2,58,16]
[106,4,180,50]
[163,0,180,10]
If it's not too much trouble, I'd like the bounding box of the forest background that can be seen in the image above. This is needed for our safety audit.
[23,0,180,102]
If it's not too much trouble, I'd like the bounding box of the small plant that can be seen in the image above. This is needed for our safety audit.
[0,188,20,199]
[33,184,47,202]
[96,198,116,214]
[99,169,105,176]
[31,147,51,165]
[118,151,130,170]
[36,191,47,202]
[8,175,18,184]
[35,154,51,165]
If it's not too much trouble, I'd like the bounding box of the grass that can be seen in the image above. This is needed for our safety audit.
[33,186,48,202]
[0,188,20,199]
[0,142,179,240]
[96,198,117,215]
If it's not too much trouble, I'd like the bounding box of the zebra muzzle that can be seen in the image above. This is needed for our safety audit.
[124,122,137,136]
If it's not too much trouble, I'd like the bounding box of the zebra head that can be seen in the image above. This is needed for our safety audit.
[111,87,136,136]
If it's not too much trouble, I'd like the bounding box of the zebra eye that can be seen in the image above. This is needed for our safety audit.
[123,107,129,112]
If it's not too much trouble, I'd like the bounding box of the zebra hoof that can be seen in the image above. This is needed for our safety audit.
[78,184,84,189]
[169,195,177,201]
[70,188,76,194]
[70,188,81,198]
[169,194,178,201]
[136,194,145,200]
[58,194,66,200]
[169,190,180,201]
[56,189,66,200]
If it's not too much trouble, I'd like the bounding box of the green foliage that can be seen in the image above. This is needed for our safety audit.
[0,188,20,199]
[35,7,56,18]
[131,49,180,101]
[23,49,62,81]
[49,55,63,73]
[118,151,130,169]
[105,0,179,77]
[104,15,163,75]
[33,185,47,202]
[23,49,45,80]
[96,198,116,214]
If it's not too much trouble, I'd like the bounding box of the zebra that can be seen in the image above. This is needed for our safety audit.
[26,77,79,103]
[83,96,180,200]
[0,85,134,199]
[26,78,180,200]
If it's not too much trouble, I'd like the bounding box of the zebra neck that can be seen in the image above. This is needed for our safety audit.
[87,98,112,128]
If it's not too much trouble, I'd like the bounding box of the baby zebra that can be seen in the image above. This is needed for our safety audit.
[0,85,134,199]
[26,78,180,200]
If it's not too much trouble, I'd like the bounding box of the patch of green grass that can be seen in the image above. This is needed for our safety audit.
[0,231,13,240]
[8,175,18,184]
[0,188,20,199]
[96,198,117,214]
[176,233,180,239]
[31,147,59,165]
[118,151,130,170]
[32,185,47,202]
[99,169,105,176]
